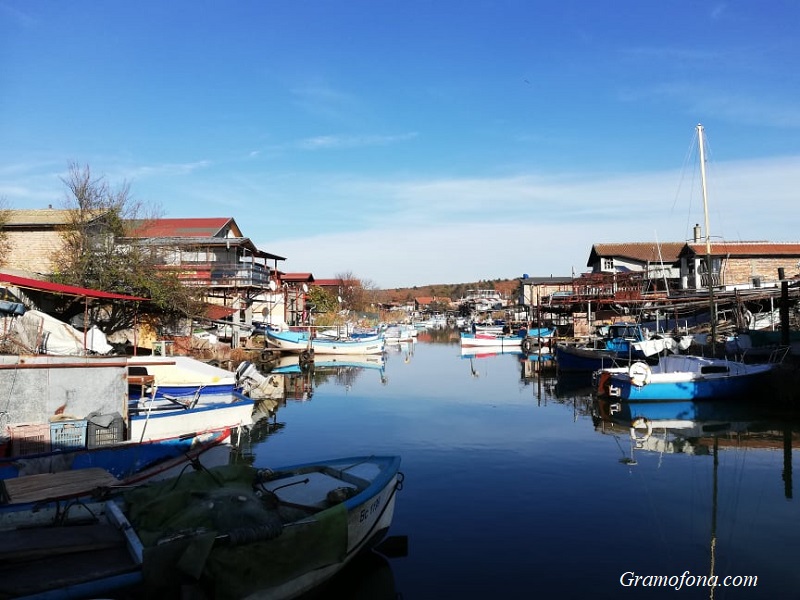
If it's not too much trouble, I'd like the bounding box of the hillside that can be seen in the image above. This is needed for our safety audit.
[374,279,519,304]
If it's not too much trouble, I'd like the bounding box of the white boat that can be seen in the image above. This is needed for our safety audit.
[0,351,255,487]
[0,455,403,600]
[266,329,385,355]
[459,331,524,349]
[382,324,416,344]
[127,354,237,400]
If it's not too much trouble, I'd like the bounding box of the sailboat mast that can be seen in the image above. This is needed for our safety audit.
[697,124,717,350]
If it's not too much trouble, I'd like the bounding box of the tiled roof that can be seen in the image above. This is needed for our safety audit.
[588,242,685,266]
[683,242,800,257]
[127,218,235,238]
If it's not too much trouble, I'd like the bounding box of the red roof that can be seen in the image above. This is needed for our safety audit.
[282,273,315,283]
[682,242,800,257]
[313,279,344,287]
[204,304,238,320]
[128,218,235,238]
[0,272,148,301]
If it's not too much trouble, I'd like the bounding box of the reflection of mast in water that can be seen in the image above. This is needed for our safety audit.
[710,436,718,600]
[783,426,793,500]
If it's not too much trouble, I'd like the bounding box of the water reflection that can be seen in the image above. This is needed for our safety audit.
[592,397,798,499]
[227,341,800,598]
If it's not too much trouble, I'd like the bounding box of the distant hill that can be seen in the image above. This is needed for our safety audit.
[374,279,519,304]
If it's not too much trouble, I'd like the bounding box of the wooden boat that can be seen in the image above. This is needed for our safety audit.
[0,455,403,600]
[594,354,776,401]
[266,329,385,355]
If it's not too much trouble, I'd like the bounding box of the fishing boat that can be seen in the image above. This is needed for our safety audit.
[266,328,385,355]
[0,455,403,600]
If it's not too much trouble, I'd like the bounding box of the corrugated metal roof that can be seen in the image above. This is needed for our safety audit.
[589,242,685,266]
[0,271,148,301]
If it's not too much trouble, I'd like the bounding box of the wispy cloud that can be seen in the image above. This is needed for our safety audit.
[291,84,359,121]
[297,132,418,150]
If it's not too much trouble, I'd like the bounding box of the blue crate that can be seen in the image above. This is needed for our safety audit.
[50,420,87,450]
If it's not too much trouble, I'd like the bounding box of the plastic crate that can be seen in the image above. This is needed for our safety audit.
[50,420,88,451]
[87,415,125,448]
[10,423,51,457]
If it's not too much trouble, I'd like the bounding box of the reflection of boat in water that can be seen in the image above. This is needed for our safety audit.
[592,396,788,457]
[271,354,386,374]
[553,372,595,398]
[460,346,522,360]
[310,548,399,600]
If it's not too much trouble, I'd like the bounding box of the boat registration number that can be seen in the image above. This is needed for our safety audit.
[359,495,382,522]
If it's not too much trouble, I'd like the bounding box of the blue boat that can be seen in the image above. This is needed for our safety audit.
[595,354,776,402]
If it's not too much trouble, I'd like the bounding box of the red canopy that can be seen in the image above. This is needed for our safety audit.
[0,272,149,301]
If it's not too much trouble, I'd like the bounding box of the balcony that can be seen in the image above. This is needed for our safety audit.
[158,261,271,288]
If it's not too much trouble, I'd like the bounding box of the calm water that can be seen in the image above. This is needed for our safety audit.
[237,336,800,600]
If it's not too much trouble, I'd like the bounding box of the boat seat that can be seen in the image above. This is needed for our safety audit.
[0,468,121,505]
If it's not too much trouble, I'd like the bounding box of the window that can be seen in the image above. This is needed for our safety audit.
[603,258,614,271]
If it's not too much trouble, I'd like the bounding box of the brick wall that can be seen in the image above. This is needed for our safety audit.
[723,257,798,285]
[4,230,65,274]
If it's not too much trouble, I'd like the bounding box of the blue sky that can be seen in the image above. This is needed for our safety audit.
[2,1,799,288]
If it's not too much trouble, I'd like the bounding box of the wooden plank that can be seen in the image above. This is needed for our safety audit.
[1,468,120,505]
[0,522,125,562]
[0,544,138,597]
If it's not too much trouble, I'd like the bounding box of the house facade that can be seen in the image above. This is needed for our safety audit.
[677,242,800,292]
[1,209,101,275]
[1,211,300,344]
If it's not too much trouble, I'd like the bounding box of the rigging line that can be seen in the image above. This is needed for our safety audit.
[670,129,699,238]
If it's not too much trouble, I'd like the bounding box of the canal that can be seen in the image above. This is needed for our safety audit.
[238,335,800,599]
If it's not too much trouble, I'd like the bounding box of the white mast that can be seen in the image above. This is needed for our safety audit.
[697,123,717,348]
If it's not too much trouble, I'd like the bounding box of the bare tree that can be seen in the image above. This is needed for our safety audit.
[51,163,202,337]
[0,197,10,267]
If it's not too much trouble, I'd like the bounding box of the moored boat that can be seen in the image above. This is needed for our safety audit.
[594,354,776,401]
[266,329,385,355]
[0,455,403,600]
